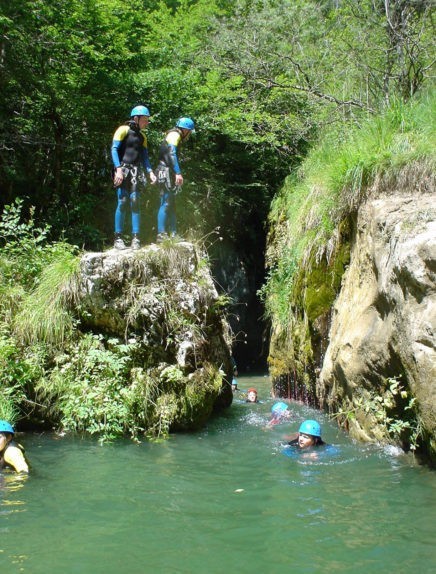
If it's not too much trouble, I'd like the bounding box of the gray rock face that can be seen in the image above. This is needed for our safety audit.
[76,241,233,429]
[320,192,435,454]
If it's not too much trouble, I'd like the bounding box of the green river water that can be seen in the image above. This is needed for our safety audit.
[1,375,435,574]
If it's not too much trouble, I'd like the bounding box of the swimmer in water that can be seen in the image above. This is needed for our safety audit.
[0,420,29,473]
[245,388,259,403]
[287,420,325,449]
[266,401,291,427]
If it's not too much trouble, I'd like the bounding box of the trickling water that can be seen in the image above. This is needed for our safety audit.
[1,375,435,574]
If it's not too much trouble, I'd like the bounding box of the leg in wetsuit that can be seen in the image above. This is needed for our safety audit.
[156,163,177,237]
[114,164,141,238]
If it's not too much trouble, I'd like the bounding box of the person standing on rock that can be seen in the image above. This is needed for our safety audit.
[155,117,195,242]
[111,105,157,250]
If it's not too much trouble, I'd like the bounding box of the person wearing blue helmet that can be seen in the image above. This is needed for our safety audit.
[266,401,291,427]
[111,105,157,250]
[0,420,29,473]
[155,117,195,242]
[288,419,325,449]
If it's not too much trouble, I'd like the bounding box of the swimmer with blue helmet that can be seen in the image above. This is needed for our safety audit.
[266,401,291,427]
[0,420,29,473]
[288,419,325,449]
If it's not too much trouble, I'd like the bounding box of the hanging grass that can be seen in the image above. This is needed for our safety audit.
[13,249,81,346]
[262,89,436,326]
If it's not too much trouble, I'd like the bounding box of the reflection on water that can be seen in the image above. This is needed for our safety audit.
[0,472,28,536]
[0,375,435,574]
[0,472,28,494]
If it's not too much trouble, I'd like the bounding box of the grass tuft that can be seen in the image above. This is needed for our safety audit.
[263,88,435,328]
[14,250,81,346]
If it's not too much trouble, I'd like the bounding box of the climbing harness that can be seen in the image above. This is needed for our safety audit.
[121,163,138,187]
[157,164,171,188]
[156,163,182,194]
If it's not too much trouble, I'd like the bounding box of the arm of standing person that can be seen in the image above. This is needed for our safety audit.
[111,125,131,186]
[166,131,183,186]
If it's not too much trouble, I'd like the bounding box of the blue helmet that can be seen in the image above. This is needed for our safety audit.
[176,117,195,131]
[0,420,14,435]
[130,105,150,117]
[271,401,289,415]
[299,420,321,437]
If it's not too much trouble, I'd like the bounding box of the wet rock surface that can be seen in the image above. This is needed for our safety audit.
[320,191,435,458]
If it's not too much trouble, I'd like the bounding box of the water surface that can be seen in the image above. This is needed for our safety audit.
[1,375,435,573]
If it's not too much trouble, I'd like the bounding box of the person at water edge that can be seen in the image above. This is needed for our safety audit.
[155,117,195,242]
[246,388,259,403]
[287,420,325,449]
[0,420,29,473]
[231,356,238,378]
[230,356,239,391]
[266,401,291,427]
[111,105,157,250]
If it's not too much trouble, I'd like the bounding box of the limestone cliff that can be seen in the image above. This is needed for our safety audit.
[319,185,435,457]
[267,164,435,463]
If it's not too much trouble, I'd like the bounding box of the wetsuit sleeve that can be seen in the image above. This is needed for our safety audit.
[142,148,153,173]
[168,145,181,174]
[166,132,182,174]
[4,445,29,473]
[111,126,129,168]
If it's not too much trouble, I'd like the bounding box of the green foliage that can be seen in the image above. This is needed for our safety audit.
[0,200,83,423]
[160,365,185,386]
[0,332,45,424]
[262,89,434,389]
[0,198,83,347]
[0,198,52,289]
[332,377,423,452]
[0,198,82,347]
[36,334,136,440]
[258,245,299,329]
[0,198,80,293]
[34,333,224,441]
[13,249,81,346]
[263,90,435,328]
[3,0,432,250]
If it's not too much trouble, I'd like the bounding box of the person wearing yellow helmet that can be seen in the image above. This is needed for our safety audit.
[111,105,157,250]
[0,420,29,473]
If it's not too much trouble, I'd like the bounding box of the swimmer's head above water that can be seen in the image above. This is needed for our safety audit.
[297,420,324,448]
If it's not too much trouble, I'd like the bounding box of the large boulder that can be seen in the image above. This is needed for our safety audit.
[76,241,233,431]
